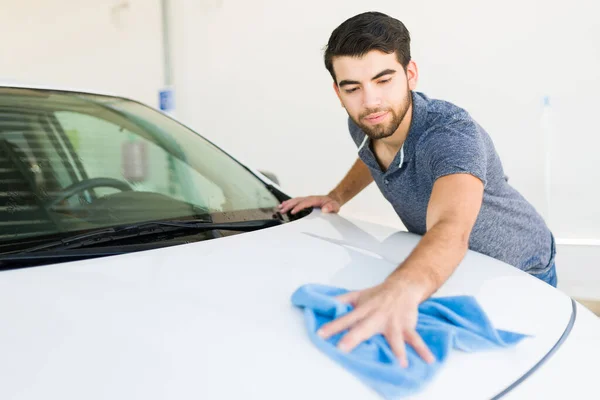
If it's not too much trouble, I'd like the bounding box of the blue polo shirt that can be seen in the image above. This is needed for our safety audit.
[348,91,555,275]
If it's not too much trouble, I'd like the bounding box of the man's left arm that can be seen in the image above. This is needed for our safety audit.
[318,172,484,367]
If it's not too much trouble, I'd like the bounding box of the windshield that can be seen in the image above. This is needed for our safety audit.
[0,87,292,248]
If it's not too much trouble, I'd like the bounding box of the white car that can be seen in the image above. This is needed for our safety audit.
[0,84,598,400]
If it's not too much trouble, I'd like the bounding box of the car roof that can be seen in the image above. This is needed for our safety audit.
[0,79,127,99]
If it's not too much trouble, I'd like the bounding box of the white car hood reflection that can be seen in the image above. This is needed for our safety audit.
[0,209,596,400]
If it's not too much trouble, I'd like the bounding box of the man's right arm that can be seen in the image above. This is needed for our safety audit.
[278,158,373,215]
[327,158,373,206]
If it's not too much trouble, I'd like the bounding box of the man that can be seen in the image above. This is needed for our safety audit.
[278,12,556,368]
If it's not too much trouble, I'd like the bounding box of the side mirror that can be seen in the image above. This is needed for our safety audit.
[258,170,280,186]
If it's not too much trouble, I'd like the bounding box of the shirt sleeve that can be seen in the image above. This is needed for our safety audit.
[420,116,488,186]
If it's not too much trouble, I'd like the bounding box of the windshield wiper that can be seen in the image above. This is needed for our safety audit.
[5,218,283,255]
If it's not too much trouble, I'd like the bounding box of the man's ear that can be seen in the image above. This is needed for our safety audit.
[406,60,419,91]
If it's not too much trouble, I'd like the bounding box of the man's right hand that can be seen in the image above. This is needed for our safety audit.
[278,195,341,215]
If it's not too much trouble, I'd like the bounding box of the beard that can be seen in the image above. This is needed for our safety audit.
[349,90,412,140]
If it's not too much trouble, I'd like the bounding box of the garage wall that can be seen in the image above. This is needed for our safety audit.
[0,0,164,107]
[169,0,600,242]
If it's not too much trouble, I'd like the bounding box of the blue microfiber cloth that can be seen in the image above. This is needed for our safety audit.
[291,284,530,399]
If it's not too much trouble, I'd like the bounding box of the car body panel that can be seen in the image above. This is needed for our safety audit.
[1,210,598,399]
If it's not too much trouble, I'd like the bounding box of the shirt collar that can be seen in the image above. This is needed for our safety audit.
[357,91,428,172]
[400,91,428,168]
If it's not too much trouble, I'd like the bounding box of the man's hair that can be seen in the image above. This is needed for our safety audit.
[324,12,411,83]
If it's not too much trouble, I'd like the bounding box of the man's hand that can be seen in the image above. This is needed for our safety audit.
[316,174,482,368]
[278,158,372,215]
[278,195,341,215]
[317,280,436,368]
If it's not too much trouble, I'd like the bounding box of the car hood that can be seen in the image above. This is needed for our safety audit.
[0,210,596,399]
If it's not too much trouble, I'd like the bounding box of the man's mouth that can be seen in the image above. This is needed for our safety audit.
[363,111,389,124]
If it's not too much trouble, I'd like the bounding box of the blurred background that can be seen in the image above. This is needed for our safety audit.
[1,0,598,305]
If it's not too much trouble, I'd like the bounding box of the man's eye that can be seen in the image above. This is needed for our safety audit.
[345,87,359,94]
[379,78,391,84]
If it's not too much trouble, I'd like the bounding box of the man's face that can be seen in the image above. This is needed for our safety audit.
[332,50,418,140]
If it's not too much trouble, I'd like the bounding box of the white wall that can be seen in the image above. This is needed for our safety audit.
[0,0,164,107]
[170,0,600,240]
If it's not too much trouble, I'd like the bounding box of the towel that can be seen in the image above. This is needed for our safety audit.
[291,284,529,399]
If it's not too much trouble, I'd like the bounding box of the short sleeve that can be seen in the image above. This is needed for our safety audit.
[419,117,487,186]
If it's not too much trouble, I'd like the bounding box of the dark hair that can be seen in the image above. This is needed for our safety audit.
[324,12,411,82]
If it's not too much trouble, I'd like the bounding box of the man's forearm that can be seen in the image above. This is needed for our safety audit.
[386,220,471,302]
[328,158,373,206]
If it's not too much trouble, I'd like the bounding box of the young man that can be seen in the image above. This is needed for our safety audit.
[278,12,557,367]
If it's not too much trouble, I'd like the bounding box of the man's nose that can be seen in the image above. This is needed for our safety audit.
[362,86,382,109]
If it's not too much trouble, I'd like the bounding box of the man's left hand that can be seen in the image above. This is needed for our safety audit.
[317,280,436,368]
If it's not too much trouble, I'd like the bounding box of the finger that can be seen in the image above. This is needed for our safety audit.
[322,199,340,214]
[405,329,435,364]
[317,305,371,340]
[282,198,310,214]
[336,314,381,353]
[322,202,334,213]
[387,330,408,368]
[291,198,318,214]
[278,200,295,212]
[335,291,361,306]
[290,202,309,214]
[279,198,303,213]
[279,198,295,207]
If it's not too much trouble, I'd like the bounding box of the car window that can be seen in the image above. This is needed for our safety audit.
[0,88,285,244]
[53,111,227,209]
